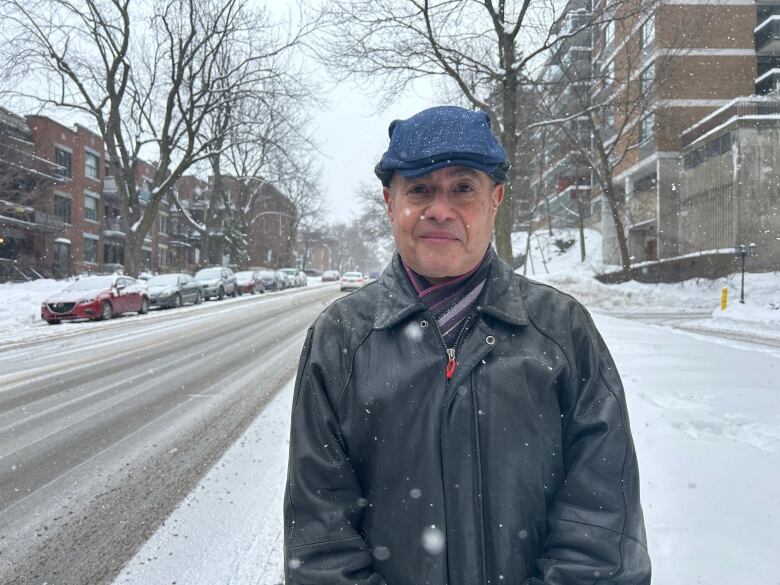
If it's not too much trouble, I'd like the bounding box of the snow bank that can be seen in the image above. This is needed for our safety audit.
[0,278,68,341]
[512,228,780,339]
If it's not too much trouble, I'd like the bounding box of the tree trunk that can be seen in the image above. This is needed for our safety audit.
[604,184,631,276]
[124,231,142,277]
[577,196,586,262]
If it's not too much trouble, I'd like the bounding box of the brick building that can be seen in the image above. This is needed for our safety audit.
[595,0,756,264]
[169,174,297,271]
[0,108,171,281]
[0,108,65,280]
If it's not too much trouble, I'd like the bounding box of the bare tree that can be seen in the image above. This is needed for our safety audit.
[527,0,682,276]
[0,0,314,275]
[322,0,622,265]
[354,180,395,263]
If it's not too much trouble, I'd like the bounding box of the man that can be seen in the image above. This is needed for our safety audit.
[284,106,651,584]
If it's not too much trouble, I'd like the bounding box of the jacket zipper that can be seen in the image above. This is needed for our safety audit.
[430,313,473,381]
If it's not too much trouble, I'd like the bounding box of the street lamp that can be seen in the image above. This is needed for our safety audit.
[734,243,758,304]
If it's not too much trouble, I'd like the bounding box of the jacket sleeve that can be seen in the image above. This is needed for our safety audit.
[284,323,387,585]
[525,305,652,584]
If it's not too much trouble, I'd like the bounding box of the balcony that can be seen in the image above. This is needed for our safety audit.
[102,217,125,238]
[0,200,68,234]
[755,16,780,54]
[756,67,780,94]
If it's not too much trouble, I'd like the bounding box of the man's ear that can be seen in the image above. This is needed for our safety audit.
[383,186,395,224]
[491,183,505,210]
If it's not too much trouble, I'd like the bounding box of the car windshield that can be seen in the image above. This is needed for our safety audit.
[280,268,297,275]
[65,276,115,291]
[147,275,179,286]
[195,268,222,279]
[344,272,362,278]
[258,271,273,278]
[235,271,253,279]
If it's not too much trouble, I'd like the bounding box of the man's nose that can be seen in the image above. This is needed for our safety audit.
[422,191,455,222]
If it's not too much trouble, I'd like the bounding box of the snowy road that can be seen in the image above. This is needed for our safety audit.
[0,285,342,585]
[114,311,779,585]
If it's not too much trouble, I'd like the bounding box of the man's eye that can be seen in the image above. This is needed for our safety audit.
[454,183,474,193]
[408,185,428,194]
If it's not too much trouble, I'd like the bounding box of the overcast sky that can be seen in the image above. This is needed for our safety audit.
[311,77,443,223]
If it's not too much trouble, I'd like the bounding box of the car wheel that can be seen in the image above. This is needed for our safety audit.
[139,297,150,314]
[100,301,113,321]
[46,319,61,325]
[174,294,182,309]
[195,291,203,305]
[218,286,225,300]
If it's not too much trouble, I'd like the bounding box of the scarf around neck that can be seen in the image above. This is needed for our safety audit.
[402,247,493,348]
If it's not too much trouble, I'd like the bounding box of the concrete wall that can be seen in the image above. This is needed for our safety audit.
[733,123,780,269]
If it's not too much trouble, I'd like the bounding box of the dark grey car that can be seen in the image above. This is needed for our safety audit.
[257,270,284,292]
[146,273,203,308]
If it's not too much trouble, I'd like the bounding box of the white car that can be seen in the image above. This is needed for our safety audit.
[340,271,365,292]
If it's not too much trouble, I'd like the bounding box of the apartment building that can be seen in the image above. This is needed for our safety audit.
[595,0,756,264]
[0,108,172,281]
[0,108,65,280]
[528,0,594,233]
[170,174,297,271]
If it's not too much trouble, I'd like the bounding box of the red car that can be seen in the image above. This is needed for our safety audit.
[41,274,150,325]
[234,270,266,295]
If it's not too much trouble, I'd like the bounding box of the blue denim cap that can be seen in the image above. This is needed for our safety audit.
[375,106,509,186]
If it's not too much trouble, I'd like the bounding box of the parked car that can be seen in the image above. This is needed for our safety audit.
[322,270,341,282]
[235,270,266,295]
[297,270,308,287]
[279,267,301,288]
[41,274,150,324]
[274,270,289,290]
[257,270,284,292]
[194,266,238,300]
[340,271,365,292]
[146,273,203,308]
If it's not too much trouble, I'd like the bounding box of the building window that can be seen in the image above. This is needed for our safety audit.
[157,246,168,267]
[639,64,655,95]
[84,237,98,263]
[640,18,655,50]
[54,195,71,224]
[605,21,615,48]
[104,241,124,265]
[85,151,100,180]
[84,193,99,222]
[54,148,72,178]
[158,213,168,235]
[639,112,655,143]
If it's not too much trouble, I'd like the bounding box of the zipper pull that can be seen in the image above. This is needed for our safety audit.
[445,348,456,380]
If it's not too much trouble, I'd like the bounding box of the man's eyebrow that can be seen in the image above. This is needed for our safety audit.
[451,167,479,177]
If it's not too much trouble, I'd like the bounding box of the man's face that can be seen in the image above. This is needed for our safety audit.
[383,166,504,282]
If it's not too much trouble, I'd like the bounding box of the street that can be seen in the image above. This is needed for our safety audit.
[0,285,342,585]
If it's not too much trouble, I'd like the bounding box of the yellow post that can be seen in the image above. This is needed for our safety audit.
[721,287,728,310]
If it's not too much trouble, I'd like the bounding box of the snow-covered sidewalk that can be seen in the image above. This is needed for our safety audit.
[112,313,779,584]
[113,379,294,585]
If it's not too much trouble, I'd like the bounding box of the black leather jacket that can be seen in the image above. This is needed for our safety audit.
[284,252,651,585]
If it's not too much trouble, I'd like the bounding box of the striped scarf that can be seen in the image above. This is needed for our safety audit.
[402,248,492,348]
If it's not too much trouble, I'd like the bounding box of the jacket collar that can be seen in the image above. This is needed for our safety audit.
[373,249,529,329]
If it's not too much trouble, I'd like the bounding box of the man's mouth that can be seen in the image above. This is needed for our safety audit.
[419,232,460,243]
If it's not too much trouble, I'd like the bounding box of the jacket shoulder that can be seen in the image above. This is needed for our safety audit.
[315,280,378,339]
